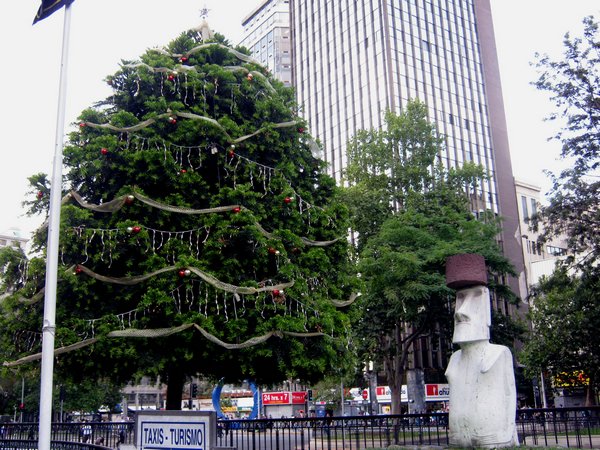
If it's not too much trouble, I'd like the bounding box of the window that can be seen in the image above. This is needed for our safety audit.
[521,195,529,222]
[530,198,537,218]
[547,245,566,256]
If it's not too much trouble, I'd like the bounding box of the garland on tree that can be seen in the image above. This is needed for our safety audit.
[4,324,329,368]
[4,32,358,388]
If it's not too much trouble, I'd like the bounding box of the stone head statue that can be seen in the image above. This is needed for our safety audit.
[452,285,491,344]
[446,253,490,344]
[444,253,519,448]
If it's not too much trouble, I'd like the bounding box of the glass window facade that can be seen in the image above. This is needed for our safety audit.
[290,0,504,214]
[240,0,525,301]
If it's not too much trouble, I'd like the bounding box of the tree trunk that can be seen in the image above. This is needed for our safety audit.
[390,378,403,414]
[165,365,185,410]
[390,323,404,414]
[585,379,596,406]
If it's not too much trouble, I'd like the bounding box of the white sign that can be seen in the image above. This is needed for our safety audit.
[136,411,215,450]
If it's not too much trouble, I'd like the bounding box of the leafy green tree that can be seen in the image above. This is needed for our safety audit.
[343,102,446,251]
[527,16,600,406]
[0,30,356,409]
[0,246,27,294]
[342,102,519,414]
[311,376,351,413]
[533,16,600,270]
[521,268,600,405]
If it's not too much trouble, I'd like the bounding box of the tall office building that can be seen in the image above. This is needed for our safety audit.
[240,0,526,302]
[240,0,293,86]
[292,0,525,296]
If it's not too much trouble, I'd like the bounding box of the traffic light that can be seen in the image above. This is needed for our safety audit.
[307,389,313,401]
[191,383,198,398]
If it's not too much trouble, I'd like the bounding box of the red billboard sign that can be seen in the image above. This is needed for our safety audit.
[292,392,306,404]
[262,391,308,405]
[262,392,290,405]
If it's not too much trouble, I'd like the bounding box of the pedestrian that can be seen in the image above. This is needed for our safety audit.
[81,420,92,443]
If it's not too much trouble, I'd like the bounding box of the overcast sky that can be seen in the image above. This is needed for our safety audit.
[0,1,598,239]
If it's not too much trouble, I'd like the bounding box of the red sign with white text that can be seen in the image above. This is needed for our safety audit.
[262,391,308,405]
[292,392,306,404]
[262,392,290,405]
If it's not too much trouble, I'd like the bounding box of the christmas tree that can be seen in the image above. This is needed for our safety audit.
[3,25,357,409]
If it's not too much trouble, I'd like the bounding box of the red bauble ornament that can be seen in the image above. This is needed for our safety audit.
[130,226,141,234]
[101,148,108,155]
[168,116,177,124]
[180,169,187,174]
[167,73,176,81]
[124,194,135,205]
[284,196,293,204]
[180,56,188,63]
[75,266,83,274]
[178,269,187,278]
[228,149,235,157]
[37,191,43,199]
[79,122,86,128]
[232,207,241,213]
[268,247,280,255]
[298,127,305,133]
[272,289,280,297]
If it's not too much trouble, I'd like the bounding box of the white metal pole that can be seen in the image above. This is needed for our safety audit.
[540,372,548,408]
[20,378,24,423]
[340,380,345,416]
[38,4,73,449]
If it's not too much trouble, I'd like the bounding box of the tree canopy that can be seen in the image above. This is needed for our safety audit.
[522,16,600,405]
[533,16,600,269]
[342,101,520,414]
[520,268,600,405]
[0,30,357,409]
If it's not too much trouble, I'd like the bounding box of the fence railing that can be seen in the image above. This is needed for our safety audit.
[0,421,132,449]
[1,406,599,449]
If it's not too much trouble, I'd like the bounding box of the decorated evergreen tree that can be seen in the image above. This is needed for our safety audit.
[1,27,357,409]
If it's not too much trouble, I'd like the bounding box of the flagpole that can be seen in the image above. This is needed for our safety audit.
[38,3,73,449]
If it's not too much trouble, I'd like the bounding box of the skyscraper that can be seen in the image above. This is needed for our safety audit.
[241,0,526,302]
[240,0,293,86]
[238,0,530,414]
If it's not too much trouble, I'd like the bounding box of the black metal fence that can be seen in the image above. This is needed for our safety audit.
[1,407,599,449]
[0,420,132,449]
[216,413,449,450]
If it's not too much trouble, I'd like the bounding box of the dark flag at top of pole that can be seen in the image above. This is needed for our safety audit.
[33,0,75,24]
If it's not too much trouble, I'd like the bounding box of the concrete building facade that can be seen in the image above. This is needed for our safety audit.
[515,179,567,292]
[0,228,28,251]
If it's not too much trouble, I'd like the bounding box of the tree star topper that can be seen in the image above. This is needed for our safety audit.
[200,6,210,20]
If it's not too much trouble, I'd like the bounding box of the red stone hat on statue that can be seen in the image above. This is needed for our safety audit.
[445,253,488,289]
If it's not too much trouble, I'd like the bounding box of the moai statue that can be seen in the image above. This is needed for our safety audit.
[444,254,519,448]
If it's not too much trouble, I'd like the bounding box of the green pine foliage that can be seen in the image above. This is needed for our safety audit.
[1,30,357,408]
